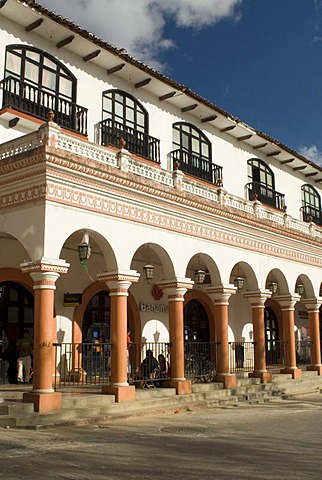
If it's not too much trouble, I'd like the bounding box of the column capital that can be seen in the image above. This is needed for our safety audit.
[303,297,322,313]
[157,278,193,300]
[205,284,236,304]
[20,258,69,275]
[98,270,139,295]
[243,289,271,307]
[274,294,301,310]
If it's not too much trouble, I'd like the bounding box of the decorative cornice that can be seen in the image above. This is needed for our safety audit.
[20,258,69,275]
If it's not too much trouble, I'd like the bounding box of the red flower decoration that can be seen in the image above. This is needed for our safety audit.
[151,284,163,300]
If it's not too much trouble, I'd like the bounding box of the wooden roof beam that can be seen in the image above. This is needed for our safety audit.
[253,142,268,149]
[293,165,307,171]
[159,91,176,101]
[181,104,198,113]
[107,63,125,74]
[56,35,75,49]
[25,18,43,32]
[266,150,281,157]
[221,125,236,133]
[135,78,151,88]
[305,172,318,177]
[280,158,295,164]
[83,50,101,62]
[237,134,253,141]
[201,114,218,123]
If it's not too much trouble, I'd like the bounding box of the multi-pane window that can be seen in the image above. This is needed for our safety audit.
[172,122,211,163]
[301,184,321,224]
[247,158,285,209]
[5,45,76,103]
[102,90,147,133]
[247,158,274,190]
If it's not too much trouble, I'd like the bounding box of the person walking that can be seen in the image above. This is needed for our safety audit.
[16,329,34,383]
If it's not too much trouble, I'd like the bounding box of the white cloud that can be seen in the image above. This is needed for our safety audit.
[298,145,322,166]
[40,0,242,69]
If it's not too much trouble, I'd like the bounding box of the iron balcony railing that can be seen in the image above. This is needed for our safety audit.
[246,181,285,210]
[301,205,322,226]
[1,76,88,135]
[171,149,223,185]
[99,118,160,163]
[229,342,255,373]
[266,340,287,369]
[184,342,217,383]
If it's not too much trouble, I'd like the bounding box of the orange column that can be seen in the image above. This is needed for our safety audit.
[304,299,322,375]
[159,280,193,395]
[244,292,271,383]
[207,286,236,389]
[276,294,301,379]
[20,261,69,413]
[98,272,139,402]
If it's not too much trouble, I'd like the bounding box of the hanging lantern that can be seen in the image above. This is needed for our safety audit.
[194,268,206,285]
[143,244,154,283]
[296,284,304,296]
[78,231,91,263]
[234,276,244,291]
[268,281,278,294]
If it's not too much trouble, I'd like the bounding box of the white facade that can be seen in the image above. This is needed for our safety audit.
[0,0,321,385]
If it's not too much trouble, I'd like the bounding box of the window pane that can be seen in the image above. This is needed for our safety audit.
[43,57,56,70]
[6,52,21,75]
[42,69,56,91]
[137,111,145,128]
[26,51,39,62]
[59,76,72,98]
[25,60,39,83]
[126,106,134,122]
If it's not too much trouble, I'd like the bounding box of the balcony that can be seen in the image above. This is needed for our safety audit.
[99,118,160,164]
[0,76,88,136]
[246,181,285,211]
[170,149,223,185]
[301,205,322,226]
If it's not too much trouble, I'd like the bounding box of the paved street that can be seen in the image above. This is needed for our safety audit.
[1,395,322,480]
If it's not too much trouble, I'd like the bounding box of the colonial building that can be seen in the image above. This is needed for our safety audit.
[1,0,322,412]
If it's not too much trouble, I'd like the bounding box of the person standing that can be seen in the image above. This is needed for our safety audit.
[16,329,34,383]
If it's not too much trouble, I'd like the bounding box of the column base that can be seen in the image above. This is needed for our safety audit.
[280,368,302,379]
[164,380,192,395]
[249,371,272,383]
[306,365,322,375]
[102,385,135,402]
[215,374,236,389]
[23,391,62,412]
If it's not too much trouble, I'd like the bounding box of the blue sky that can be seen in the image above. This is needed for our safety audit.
[40,0,322,165]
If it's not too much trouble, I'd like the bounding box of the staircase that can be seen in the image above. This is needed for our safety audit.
[0,370,321,429]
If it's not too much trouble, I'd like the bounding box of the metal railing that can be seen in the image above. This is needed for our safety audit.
[184,342,217,383]
[1,76,88,135]
[229,342,255,373]
[171,149,222,185]
[296,340,312,365]
[246,181,285,210]
[54,342,112,388]
[99,118,160,163]
[266,340,287,369]
[301,205,322,226]
[129,342,171,384]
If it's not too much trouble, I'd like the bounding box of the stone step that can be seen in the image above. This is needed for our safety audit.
[62,394,115,409]
[236,378,261,387]
[192,382,224,393]
[0,402,34,415]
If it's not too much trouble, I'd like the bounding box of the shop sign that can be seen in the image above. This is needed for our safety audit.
[64,293,82,307]
[140,302,168,313]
